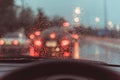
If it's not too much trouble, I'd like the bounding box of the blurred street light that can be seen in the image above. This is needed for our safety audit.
[74,17,80,23]
[108,21,113,29]
[108,21,112,26]
[116,24,120,31]
[73,7,83,27]
[75,7,81,14]
[95,17,100,28]
[95,17,100,23]
[18,33,23,38]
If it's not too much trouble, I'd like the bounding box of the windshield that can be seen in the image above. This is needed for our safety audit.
[0,0,120,65]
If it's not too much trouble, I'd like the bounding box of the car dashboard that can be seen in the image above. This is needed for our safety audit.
[0,60,119,80]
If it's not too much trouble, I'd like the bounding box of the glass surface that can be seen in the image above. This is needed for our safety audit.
[0,0,119,65]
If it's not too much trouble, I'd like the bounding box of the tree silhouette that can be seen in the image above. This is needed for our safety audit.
[51,16,66,27]
[0,0,16,34]
[18,8,34,27]
[35,9,51,31]
[0,0,69,37]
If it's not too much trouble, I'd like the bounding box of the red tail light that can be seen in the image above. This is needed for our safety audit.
[35,31,41,36]
[29,34,35,39]
[50,33,56,39]
[63,52,70,57]
[63,22,70,27]
[72,34,79,39]
[61,39,70,47]
[29,47,39,57]
[13,40,19,46]
[0,40,4,45]
[34,40,42,46]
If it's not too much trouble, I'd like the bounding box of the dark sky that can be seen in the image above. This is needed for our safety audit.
[15,0,120,28]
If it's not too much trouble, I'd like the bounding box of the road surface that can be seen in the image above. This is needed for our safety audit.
[0,37,120,77]
[80,37,120,65]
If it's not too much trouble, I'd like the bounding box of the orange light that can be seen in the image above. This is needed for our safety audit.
[29,34,35,39]
[29,47,39,57]
[30,47,34,56]
[35,31,41,36]
[63,52,70,57]
[72,34,79,39]
[13,40,19,46]
[34,40,42,46]
[50,33,56,39]
[61,39,70,46]
[63,22,70,27]
[0,40,4,45]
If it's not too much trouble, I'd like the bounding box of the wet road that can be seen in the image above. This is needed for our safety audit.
[80,37,120,65]
[0,37,120,77]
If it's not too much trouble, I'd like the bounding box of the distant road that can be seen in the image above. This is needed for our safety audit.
[80,36,120,65]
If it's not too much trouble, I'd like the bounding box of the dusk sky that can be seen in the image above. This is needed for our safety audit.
[15,0,120,28]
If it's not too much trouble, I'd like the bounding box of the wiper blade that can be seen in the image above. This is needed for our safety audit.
[76,59,120,67]
[100,63,120,67]
[0,55,41,63]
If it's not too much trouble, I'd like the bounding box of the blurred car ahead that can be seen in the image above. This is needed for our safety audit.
[30,27,79,59]
[0,33,30,57]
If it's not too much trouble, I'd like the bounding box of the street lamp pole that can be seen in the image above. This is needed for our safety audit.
[21,0,24,9]
[104,0,107,27]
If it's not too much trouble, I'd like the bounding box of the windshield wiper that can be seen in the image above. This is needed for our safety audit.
[0,55,40,63]
[76,59,120,67]
[100,63,120,67]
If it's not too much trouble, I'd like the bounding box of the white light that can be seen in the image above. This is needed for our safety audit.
[46,41,57,47]
[108,21,113,29]
[95,17,100,22]
[74,17,79,22]
[116,24,120,31]
[75,7,81,14]
[18,33,23,38]
[108,21,113,26]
